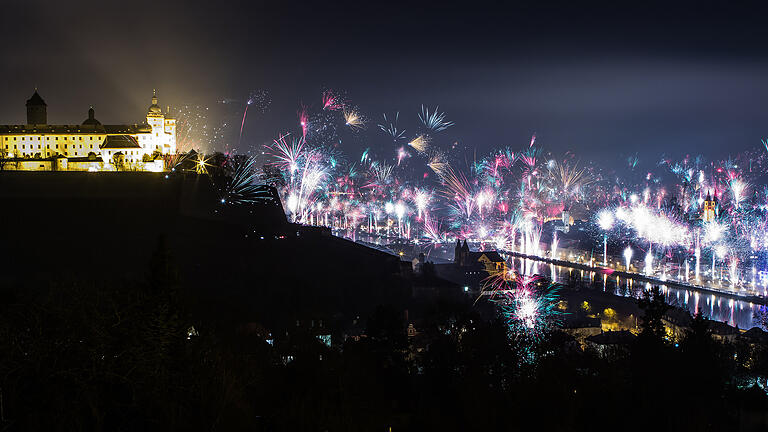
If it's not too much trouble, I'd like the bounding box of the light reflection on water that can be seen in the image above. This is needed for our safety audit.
[513,257,758,330]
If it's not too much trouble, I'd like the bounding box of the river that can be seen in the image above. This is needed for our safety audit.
[512,256,762,330]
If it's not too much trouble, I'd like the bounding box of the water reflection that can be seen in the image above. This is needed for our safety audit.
[513,257,758,330]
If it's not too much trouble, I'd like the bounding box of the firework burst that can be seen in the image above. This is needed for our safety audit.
[343,108,365,130]
[322,89,344,111]
[217,155,274,205]
[408,134,431,153]
[483,273,563,343]
[419,105,454,132]
[378,112,406,142]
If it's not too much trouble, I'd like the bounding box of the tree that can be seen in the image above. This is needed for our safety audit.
[112,152,124,171]
[637,285,670,342]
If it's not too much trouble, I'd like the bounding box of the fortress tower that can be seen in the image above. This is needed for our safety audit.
[26,90,47,125]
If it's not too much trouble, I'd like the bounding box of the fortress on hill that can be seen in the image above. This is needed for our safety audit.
[0,90,176,172]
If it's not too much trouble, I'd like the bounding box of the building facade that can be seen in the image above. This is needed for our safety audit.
[0,90,175,171]
[701,191,718,222]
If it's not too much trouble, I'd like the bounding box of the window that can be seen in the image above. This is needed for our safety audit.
[46,137,49,140]
[79,137,82,141]
[64,144,67,149]
[13,137,16,140]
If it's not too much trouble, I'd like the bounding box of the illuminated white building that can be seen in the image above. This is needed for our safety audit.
[0,90,175,171]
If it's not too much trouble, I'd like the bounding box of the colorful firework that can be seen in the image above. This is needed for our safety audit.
[419,105,454,132]
[408,134,430,153]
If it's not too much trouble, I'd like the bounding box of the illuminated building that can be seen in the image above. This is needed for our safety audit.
[701,191,718,222]
[453,239,507,275]
[0,90,175,171]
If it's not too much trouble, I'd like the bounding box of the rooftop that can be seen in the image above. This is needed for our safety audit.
[0,124,152,135]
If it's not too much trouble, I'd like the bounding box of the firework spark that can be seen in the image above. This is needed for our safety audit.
[378,112,406,141]
[419,105,454,132]
[343,108,365,130]
[408,134,430,152]
[322,89,344,111]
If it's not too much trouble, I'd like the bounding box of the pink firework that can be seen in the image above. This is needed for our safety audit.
[297,105,309,138]
[237,98,253,148]
[322,90,343,111]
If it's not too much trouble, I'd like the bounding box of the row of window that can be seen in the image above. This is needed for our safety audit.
[8,149,143,157]
[3,136,103,141]
[3,135,173,143]
[5,144,95,150]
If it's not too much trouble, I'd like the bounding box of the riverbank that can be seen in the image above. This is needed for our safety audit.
[505,250,768,306]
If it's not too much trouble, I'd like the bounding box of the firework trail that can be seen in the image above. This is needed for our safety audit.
[236,90,271,150]
[238,98,252,147]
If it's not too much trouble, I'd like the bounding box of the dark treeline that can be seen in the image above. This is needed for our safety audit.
[2,241,768,431]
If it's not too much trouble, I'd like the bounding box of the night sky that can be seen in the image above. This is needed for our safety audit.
[2,0,768,164]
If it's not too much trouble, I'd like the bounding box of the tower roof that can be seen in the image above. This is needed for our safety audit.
[26,90,46,107]
[82,106,101,125]
[147,89,162,115]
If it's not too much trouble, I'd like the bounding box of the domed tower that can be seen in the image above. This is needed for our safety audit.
[146,89,165,153]
[82,106,101,125]
[147,90,162,117]
[26,90,47,125]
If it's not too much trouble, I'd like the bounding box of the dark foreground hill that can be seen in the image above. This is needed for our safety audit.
[0,172,408,327]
